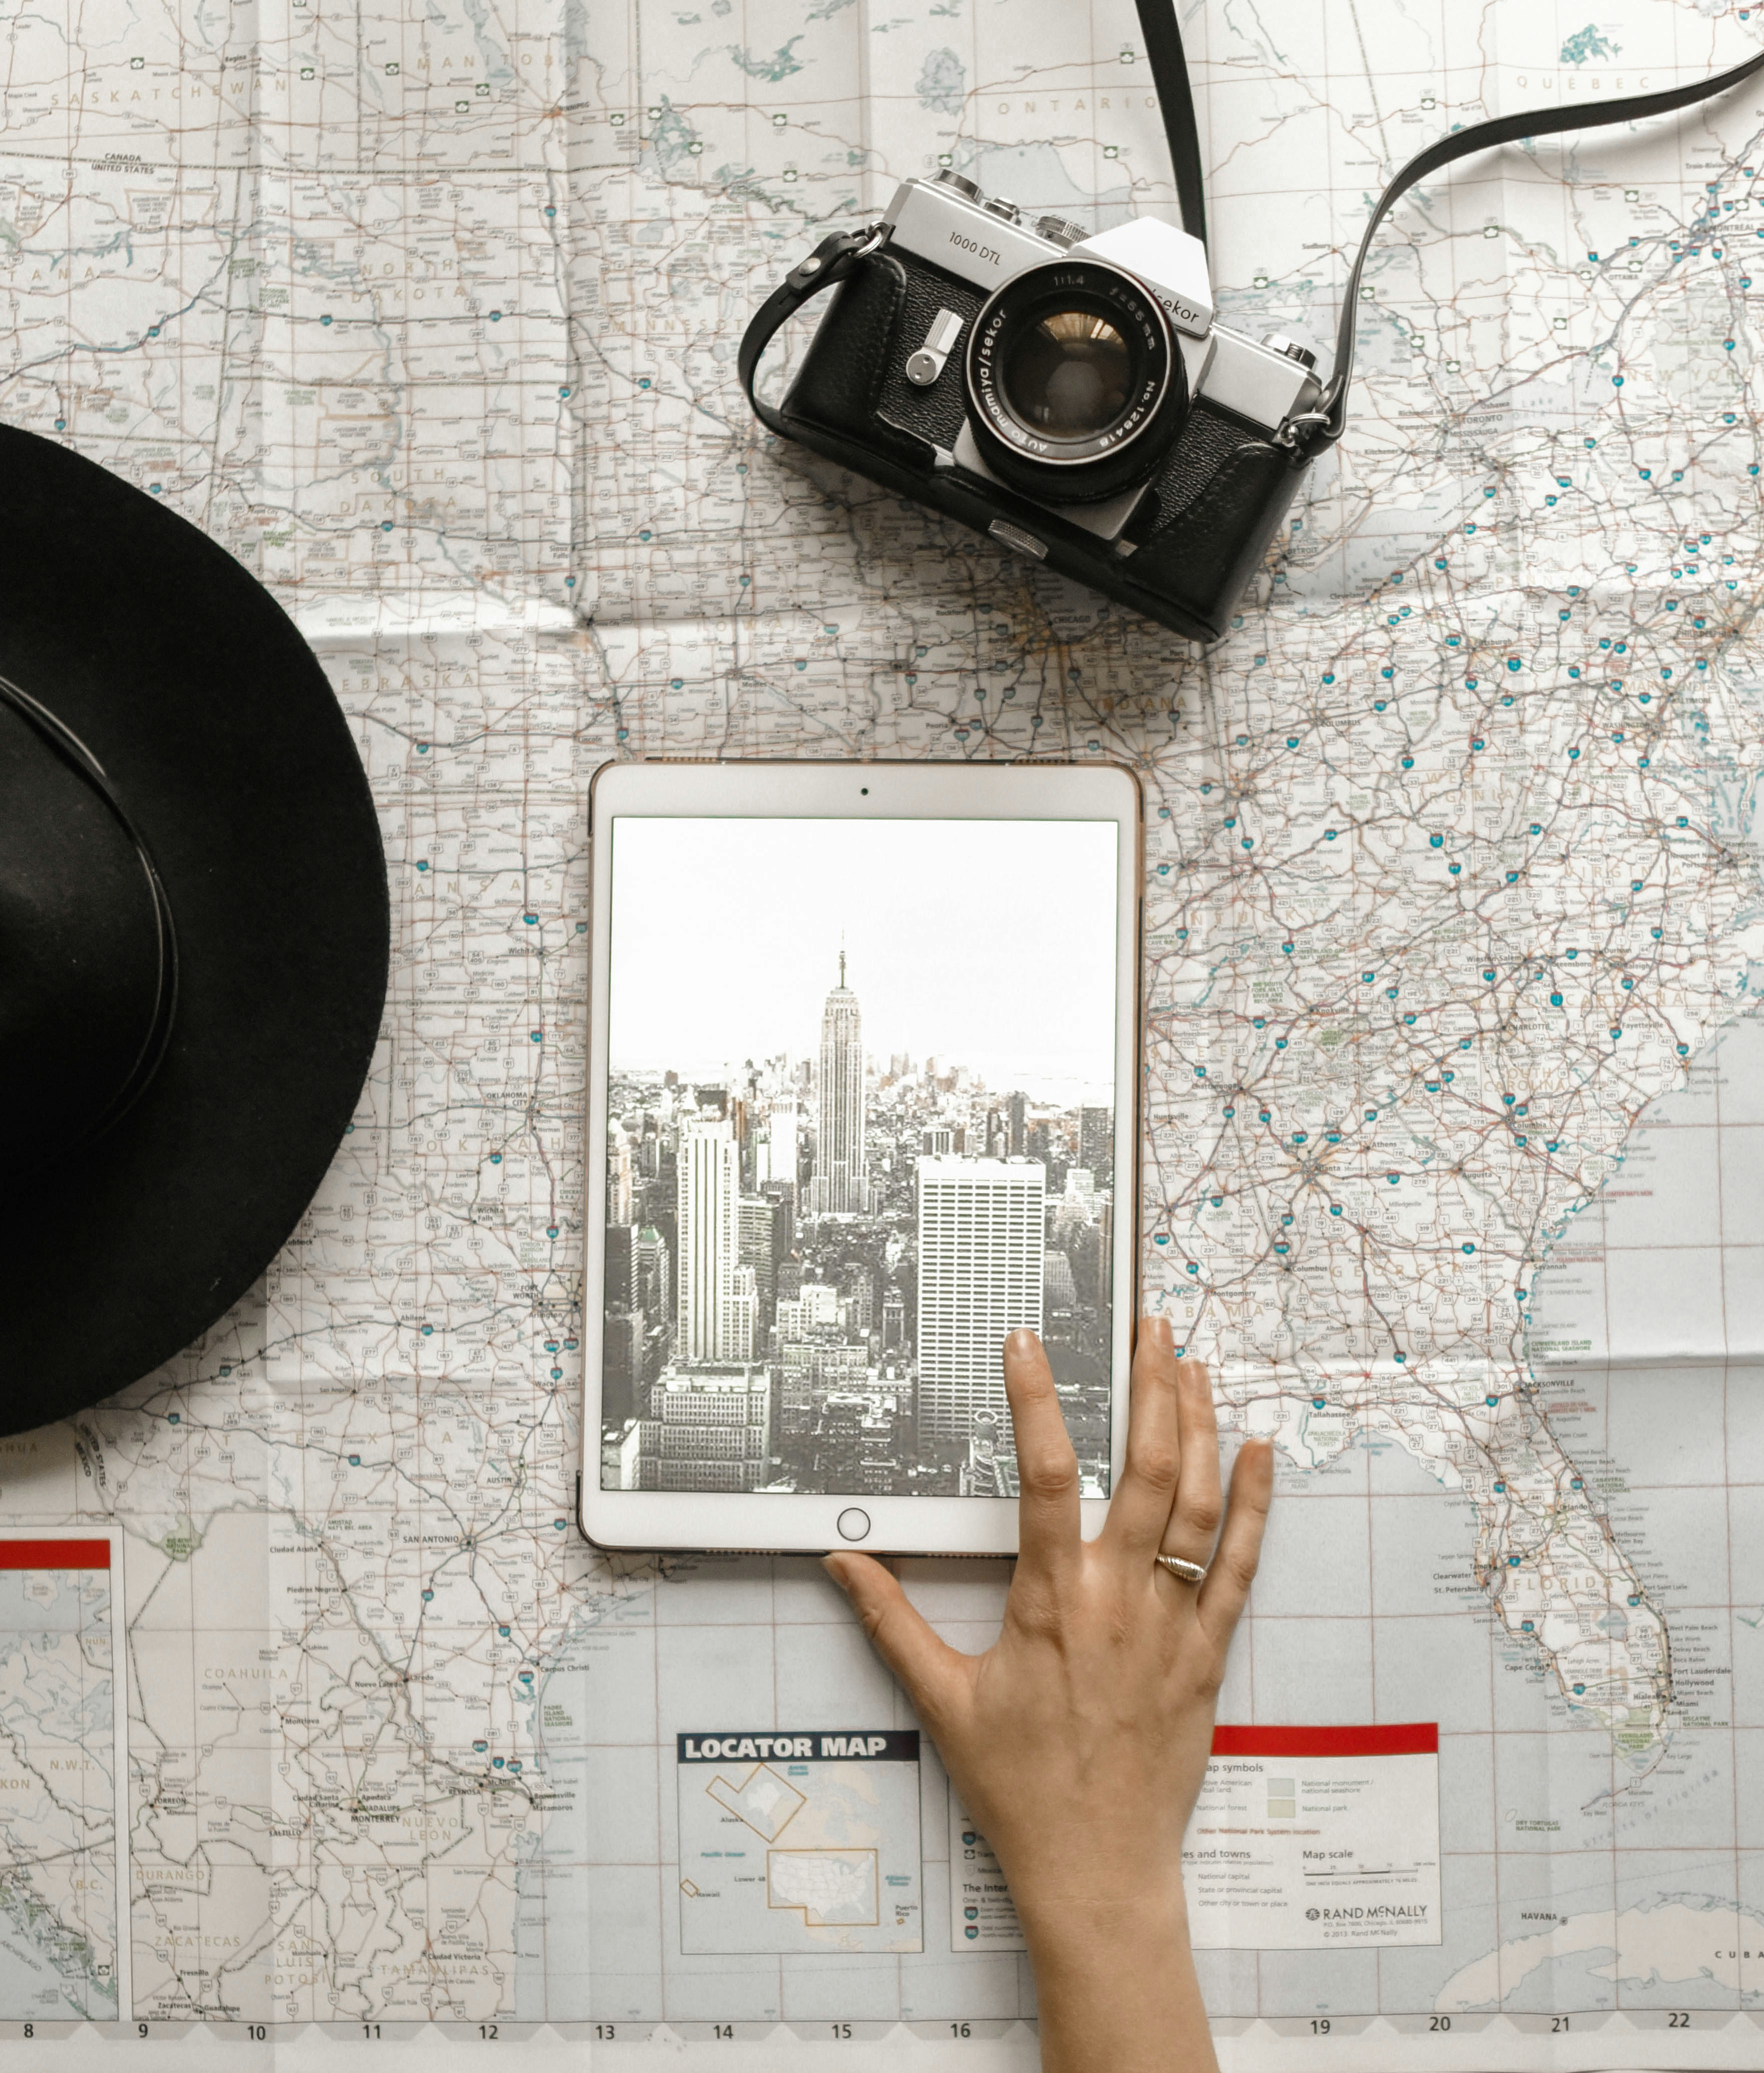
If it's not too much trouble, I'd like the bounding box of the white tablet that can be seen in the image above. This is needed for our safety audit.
[578,758,1142,1556]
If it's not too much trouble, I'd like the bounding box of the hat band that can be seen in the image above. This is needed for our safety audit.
[0,675,180,1145]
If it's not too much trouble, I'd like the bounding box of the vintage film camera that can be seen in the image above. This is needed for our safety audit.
[738,24,1764,644]
[770,170,1322,643]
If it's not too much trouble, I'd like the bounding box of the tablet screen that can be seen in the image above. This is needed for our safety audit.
[598,815,1122,1500]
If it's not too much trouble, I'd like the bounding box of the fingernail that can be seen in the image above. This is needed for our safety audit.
[1005,1328,1038,1356]
[1148,1315,1174,1348]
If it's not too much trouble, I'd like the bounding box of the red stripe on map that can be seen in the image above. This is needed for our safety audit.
[0,1540,111,1571]
[1211,1722,1437,1758]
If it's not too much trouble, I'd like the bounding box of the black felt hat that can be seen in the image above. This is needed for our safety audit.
[0,424,388,1433]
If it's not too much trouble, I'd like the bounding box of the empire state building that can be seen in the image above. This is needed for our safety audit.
[809,951,869,1215]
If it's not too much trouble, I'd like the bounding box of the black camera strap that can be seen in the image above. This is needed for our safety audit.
[1310,45,1764,443]
[740,29,1764,452]
[1133,8,1764,446]
[1134,0,1207,248]
[739,227,889,439]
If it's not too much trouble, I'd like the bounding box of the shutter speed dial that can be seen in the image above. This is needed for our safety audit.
[1263,333,1318,369]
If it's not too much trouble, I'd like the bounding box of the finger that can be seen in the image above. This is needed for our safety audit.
[1196,1437,1274,1642]
[1101,1316,1184,1557]
[1158,1357,1224,1566]
[1001,1328,1081,1586]
[824,1553,968,1722]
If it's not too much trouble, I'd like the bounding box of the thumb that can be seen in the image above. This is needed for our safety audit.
[824,1553,968,1723]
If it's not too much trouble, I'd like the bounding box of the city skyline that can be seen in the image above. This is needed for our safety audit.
[605,815,1121,1103]
[602,832,1119,1501]
[603,1066,1113,1500]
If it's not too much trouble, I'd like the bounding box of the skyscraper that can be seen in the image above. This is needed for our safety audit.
[756,1098,799,1194]
[601,1309,646,1429]
[603,1224,645,1425]
[738,1195,782,1320]
[1055,1205,1106,1308]
[607,1129,634,1226]
[881,1290,906,1354]
[1080,1105,1114,1187]
[676,1119,744,1362]
[1044,1249,1079,1311]
[635,1225,672,1323]
[810,952,868,1214]
[916,1157,1045,1445]
[727,1265,758,1364]
[604,1223,637,1311]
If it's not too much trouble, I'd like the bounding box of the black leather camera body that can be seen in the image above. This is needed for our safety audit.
[748,172,1323,644]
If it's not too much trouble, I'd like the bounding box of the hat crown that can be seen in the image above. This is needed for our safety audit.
[0,695,165,1160]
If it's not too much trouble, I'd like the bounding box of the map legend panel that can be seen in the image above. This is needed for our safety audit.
[0,1532,125,2023]
[950,1724,1441,1955]
[1186,1724,1441,1950]
[948,1798,1021,1950]
[675,1730,923,1955]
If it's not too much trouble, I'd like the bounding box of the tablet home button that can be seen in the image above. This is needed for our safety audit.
[835,1508,871,1542]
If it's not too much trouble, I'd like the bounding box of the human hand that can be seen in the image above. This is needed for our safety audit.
[824,1316,1273,2073]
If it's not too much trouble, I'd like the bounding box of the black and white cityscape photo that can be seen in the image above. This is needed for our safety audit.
[599,816,1121,1500]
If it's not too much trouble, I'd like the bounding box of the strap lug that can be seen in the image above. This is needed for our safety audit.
[786,223,887,293]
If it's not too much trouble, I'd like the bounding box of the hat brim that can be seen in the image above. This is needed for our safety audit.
[0,424,388,1432]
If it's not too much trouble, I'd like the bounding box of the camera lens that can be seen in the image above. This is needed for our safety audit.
[964,259,1186,505]
[1002,309,1134,439]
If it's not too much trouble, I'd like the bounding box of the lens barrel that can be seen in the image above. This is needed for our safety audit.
[964,258,1187,504]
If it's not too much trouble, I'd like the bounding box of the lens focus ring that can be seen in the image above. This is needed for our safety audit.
[963,258,1186,505]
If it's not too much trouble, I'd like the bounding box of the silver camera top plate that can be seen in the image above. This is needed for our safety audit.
[883,179,1058,296]
[880,175,1318,437]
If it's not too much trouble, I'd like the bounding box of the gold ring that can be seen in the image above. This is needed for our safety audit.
[1156,1554,1207,1585]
